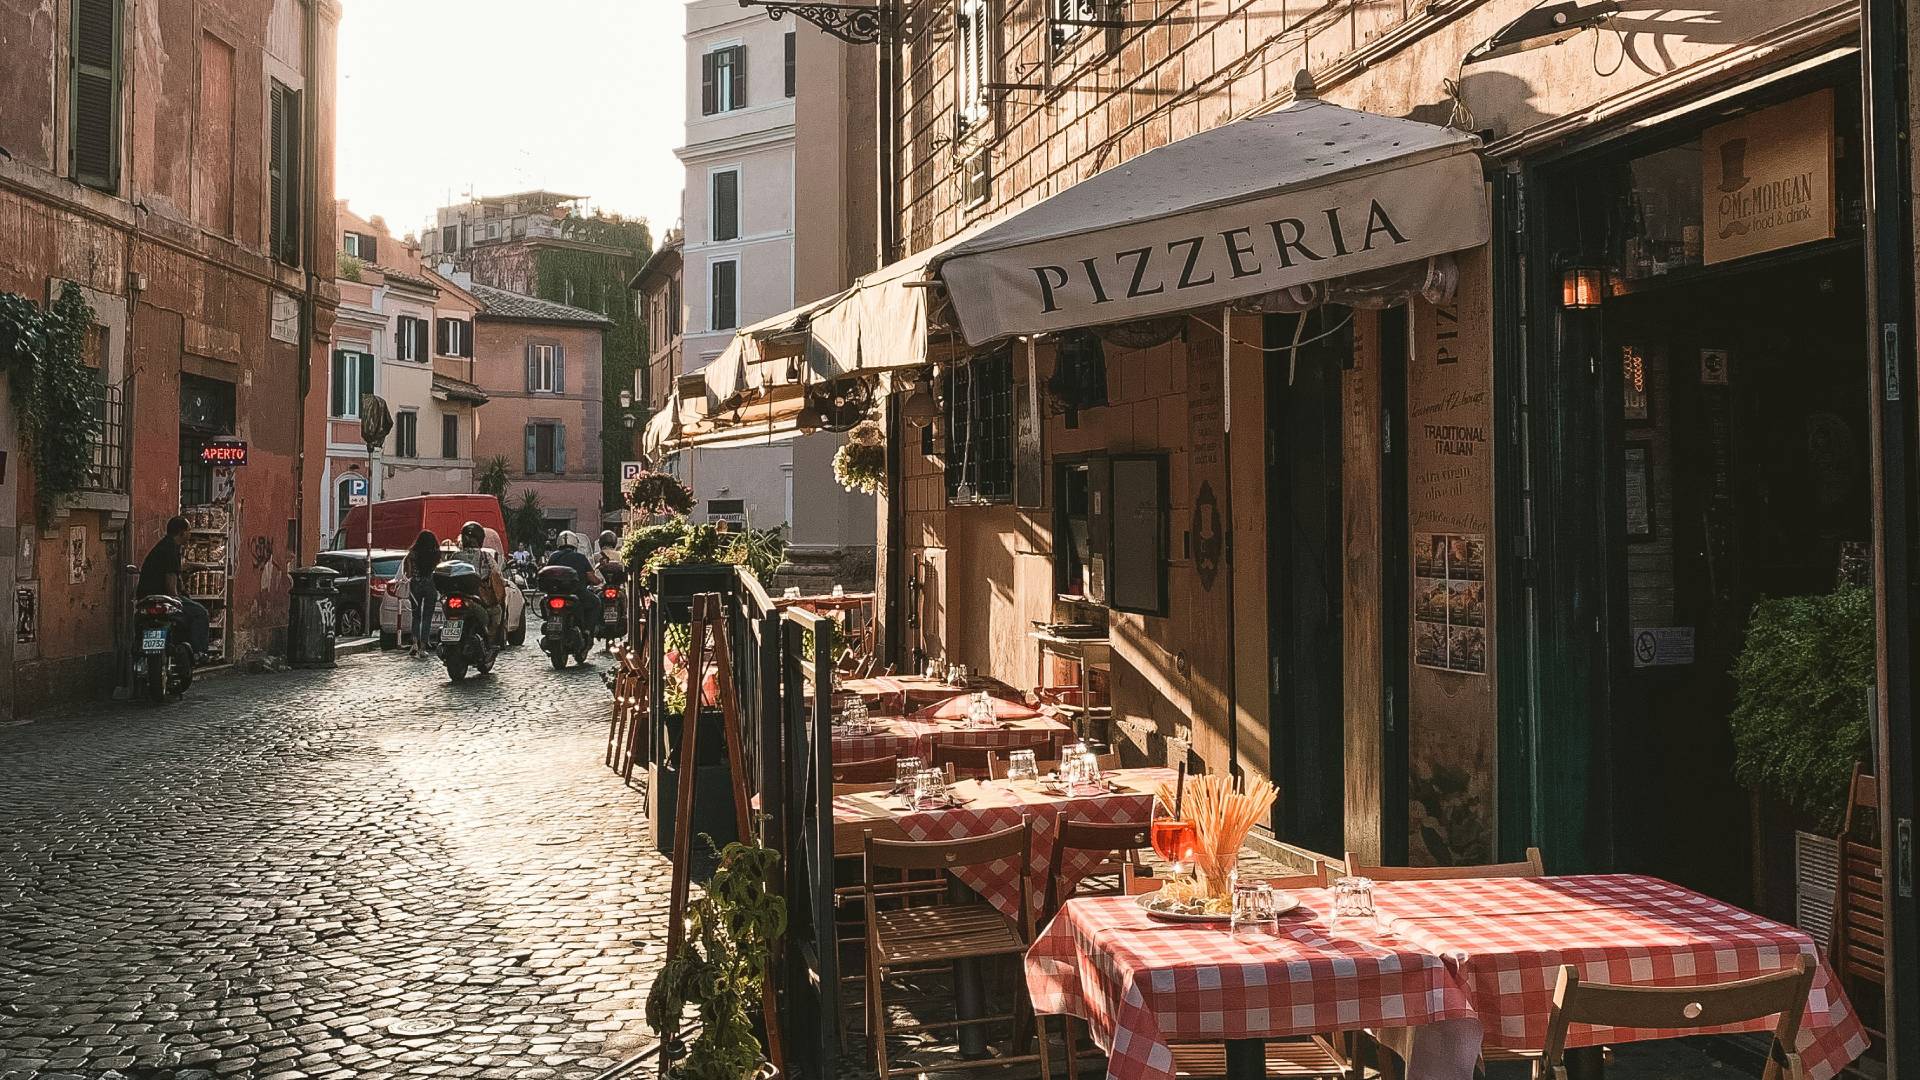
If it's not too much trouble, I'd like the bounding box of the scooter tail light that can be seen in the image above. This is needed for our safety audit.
[547,596,567,611]
[141,603,171,617]
[603,587,619,600]
[446,595,465,611]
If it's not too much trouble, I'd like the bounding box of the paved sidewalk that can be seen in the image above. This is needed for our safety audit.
[0,646,664,1080]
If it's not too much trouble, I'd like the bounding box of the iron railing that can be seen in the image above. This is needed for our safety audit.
[85,382,126,493]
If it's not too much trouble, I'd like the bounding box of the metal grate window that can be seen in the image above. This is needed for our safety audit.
[944,349,1014,504]
[85,380,125,493]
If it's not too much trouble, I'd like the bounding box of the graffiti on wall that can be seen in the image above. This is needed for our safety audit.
[15,586,36,644]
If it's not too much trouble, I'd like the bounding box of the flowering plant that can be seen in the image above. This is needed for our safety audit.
[626,470,695,516]
[833,441,886,495]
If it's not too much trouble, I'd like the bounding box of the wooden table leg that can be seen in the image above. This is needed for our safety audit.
[947,875,989,1058]
[1224,1039,1266,1079]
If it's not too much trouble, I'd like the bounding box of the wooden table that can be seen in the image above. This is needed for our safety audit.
[829,713,1072,764]
[832,766,1171,861]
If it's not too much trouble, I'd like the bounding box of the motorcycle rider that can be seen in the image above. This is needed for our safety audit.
[137,515,211,661]
[544,530,603,629]
[455,521,507,647]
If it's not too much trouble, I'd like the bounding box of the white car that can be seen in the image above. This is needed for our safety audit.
[379,548,527,650]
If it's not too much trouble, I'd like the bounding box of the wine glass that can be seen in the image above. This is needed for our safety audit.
[1151,801,1194,877]
[893,756,921,795]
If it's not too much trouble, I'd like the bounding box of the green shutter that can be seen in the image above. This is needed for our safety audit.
[524,424,537,473]
[555,423,567,475]
[554,345,566,394]
[71,0,120,191]
[526,343,536,392]
[331,351,347,417]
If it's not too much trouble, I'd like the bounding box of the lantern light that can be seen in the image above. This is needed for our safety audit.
[1561,266,1605,310]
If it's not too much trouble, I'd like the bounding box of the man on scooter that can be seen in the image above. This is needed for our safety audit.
[138,515,211,661]
[545,531,603,627]
[455,521,507,647]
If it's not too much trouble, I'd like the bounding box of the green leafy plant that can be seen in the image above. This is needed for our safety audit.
[0,284,105,517]
[507,490,546,550]
[1730,584,1875,830]
[832,441,885,495]
[336,251,364,282]
[477,455,511,521]
[627,470,696,516]
[645,838,785,1080]
[644,523,787,583]
[623,518,689,571]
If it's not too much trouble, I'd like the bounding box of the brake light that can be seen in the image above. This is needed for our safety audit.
[547,596,567,611]
[140,603,170,617]
[602,587,618,600]
[446,595,465,611]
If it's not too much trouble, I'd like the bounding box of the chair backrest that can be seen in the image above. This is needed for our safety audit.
[1344,846,1544,881]
[1835,763,1885,989]
[1262,862,1332,892]
[930,741,998,779]
[1045,811,1154,919]
[833,755,898,784]
[865,822,1034,933]
[1541,955,1815,1077]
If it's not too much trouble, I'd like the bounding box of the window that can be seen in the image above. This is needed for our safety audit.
[1107,455,1169,615]
[394,316,429,361]
[329,350,374,418]
[529,343,559,392]
[710,259,738,331]
[442,413,460,458]
[1049,0,1118,57]
[784,32,796,97]
[441,225,458,253]
[955,0,993,136]
[70,0,121,191]
[944,349,1014,504]
[525,422,566,474]
[1053,459,1098,599]
[436,317,472,358]
[195,32,235,233]
[268,79,301,265]
[342,231,377,260]
[964,149,992,208]
[702,45,746,114]
[711,169,740,242]
[395,411,418,458]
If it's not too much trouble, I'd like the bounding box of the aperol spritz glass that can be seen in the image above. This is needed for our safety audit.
[1151,804,1195,876]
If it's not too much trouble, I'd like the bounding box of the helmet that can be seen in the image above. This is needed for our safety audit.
[599,530,618,549]
[460,521,485,548]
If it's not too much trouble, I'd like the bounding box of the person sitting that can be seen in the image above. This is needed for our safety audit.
[455,521,507,646]
[138,515,211,661]
[545,531,603,626]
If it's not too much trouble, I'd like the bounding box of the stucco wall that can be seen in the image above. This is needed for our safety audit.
[470,318,605,531]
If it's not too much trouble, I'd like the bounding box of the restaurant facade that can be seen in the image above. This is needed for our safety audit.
[697,0,1910,1057]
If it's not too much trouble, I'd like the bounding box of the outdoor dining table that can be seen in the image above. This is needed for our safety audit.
[1026,873,1870,1080]
[830,713,1074,764]
[837,673,1022,712]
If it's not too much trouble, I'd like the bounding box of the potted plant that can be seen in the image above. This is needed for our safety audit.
[646,838,786,1080]
[832,421,886,495]
[628,469,697,517]
[1729,583,1873,934]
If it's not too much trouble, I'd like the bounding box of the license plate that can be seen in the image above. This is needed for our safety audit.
[440,622,462,643]
[542,620,562,635]
[603,608,620,624]
[142,629,167,653]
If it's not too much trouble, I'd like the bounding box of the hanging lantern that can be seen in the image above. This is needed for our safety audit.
[1561,266,1606,310]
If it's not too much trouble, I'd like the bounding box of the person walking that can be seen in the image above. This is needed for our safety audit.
[403,529,441,658]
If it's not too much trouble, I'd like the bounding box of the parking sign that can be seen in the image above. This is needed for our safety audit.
[345,474,369,507]
[621,461,645,484]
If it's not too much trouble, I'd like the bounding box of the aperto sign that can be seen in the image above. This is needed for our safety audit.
[200,440,249,466]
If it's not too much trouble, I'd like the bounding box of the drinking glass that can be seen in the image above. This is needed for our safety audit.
[1005,749,1039,782]
[1331,876,1377,921]
[842,698,870,731]
[893,755,922,795]
[1231,876,1276,941]
[831,584,845,598]
[1077,750,1102,786]
[1151,802,1194,876]
[968,690,994,728]
[913,768,948,809]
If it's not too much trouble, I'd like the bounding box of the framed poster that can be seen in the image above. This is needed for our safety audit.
[1413,531,1486,676]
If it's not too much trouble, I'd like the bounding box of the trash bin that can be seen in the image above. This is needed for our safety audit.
[288,565,340,668]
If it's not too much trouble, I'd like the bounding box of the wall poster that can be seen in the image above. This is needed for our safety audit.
[1413,531,1486,675]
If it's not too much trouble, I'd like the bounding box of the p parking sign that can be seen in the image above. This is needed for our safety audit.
[621,461,646,484]
[344,474,369,507]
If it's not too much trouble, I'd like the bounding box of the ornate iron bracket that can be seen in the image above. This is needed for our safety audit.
[737,1,890,45]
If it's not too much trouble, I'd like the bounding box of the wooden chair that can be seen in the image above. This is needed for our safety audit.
[1343,846,1544,881]
[929,743,997,779]
[835,755,900,785]
[1832,763,1884,1036]
[1539,956,1816,1080]
[864,824,1051,1080]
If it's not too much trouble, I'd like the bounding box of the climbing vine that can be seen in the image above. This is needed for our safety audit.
[0,284,104,517]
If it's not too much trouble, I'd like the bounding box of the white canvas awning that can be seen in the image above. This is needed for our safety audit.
[932,96,1489,345]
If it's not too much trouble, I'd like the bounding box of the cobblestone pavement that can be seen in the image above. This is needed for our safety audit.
[0,645,665,1080]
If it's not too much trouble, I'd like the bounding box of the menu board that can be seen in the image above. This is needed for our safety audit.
[1413,532,1486,675]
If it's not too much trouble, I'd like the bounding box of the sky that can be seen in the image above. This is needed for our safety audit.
[335,0,685,242]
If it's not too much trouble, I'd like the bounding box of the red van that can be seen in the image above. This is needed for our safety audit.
[334,494,509,552]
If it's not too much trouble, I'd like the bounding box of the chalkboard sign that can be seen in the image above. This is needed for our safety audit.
[1109,454,1168,616]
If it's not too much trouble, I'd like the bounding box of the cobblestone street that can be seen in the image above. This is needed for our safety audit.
[0,646,665,1080]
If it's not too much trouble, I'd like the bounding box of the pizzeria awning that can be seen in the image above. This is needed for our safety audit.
[932,95,1489,345]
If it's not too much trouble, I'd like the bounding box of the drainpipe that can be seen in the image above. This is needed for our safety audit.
[1861,0,1919,1064]
[294,0,321,567]
[877,2,906,667]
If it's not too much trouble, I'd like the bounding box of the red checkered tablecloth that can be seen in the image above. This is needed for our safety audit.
[1027,892,1474,1080]
[1371,874,1868,1080]
[830,715,1072,764]
[838,768,1172,922]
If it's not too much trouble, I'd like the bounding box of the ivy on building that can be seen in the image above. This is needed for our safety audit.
[529,211,653,513]
[0,284,105,518]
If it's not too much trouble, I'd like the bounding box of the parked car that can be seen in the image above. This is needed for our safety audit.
[379,547,526,649]
[314,548,408,638]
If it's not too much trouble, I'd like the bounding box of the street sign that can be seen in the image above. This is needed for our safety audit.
[344,474,369,507]
[200,440,249,466]
[621,460,646,484]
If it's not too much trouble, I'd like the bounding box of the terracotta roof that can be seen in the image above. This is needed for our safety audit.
[432,373,490,405]
[380,266,440,293]
[468,282,615,326]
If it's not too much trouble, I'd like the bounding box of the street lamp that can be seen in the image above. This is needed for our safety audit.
[618,388,633,409]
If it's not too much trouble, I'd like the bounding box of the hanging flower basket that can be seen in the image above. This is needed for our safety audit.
[833,440,886,495]
[626,470,695,517]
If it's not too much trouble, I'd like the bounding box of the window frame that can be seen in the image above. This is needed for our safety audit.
[531,421,560,474]
[709,257,739,332]
[436,317,472,358]
[395,316,429,362]
[442,412,460,459]
[330,349,375,420]
[267,79,302,266]
[704,43,747,115]
[955,0,996,138]
[710,166,741,243]
[395,410,418,458]
[944,348,1016,505]
[531,343,558,393]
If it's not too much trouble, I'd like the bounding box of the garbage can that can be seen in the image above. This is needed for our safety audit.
[287,565,340,668]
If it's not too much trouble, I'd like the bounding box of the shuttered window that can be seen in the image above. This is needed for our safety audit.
[526,422,565,474]
[395,411,418,458]
[710,259,738,331]
[702,45,746,114]
[330,351,374,419]
[711,169,740,242]
[956,0,993,135]
[784,32,796,98]
[436,318,472,358]
[268,80,302,265]
[70,0,121,191]
[442,413,460,458]
[343,231,377,261]
[395,316,428,362]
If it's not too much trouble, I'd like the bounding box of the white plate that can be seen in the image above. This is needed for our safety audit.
[1137,888,1302,923]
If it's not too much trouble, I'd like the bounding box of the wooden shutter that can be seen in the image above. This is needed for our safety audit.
[524,424,538,473]
[331,351,347,417]
[360,353,375,404]
[443,413,459,458]
[364,234,377,263]
[784,32,796,97]
[554,345,566,393]
[525,343,536,391]
[730,46,747,108]
[436,318,449,356]
[713,171,738,242]
[555,423,567,475]
[1085,452,1111,604]
[71,0,119,191]
[268,82,301,264]
[701,51,718,115]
